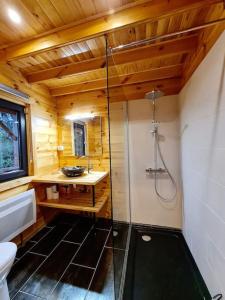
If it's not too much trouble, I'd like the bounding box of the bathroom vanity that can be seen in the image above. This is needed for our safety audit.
[32,171,109,213]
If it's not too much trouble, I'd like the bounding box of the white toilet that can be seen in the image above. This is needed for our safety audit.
[0,242,17,300]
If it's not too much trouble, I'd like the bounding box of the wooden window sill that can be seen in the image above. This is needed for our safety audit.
[0,176,34,193]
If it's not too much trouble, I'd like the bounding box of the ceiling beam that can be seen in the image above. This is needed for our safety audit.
[27,35,197,83]
[109,77,182,101]
[110,86,181,102]
[50,65,182,96]
[56,77,182,102]
[0,0,221,61]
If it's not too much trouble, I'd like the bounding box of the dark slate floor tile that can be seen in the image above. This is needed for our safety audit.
[107,222,129,249]
[64,217,93,244]
[49,264,94,300]
[73,229,109,268]
[30,227,52,242]
[86,247,114,300]
[31,224,71,255]
[16,241,36,259]
[114,249,125,299]
[22,241,79,298]
[95,218,112,230]
[48,213,79,226]
[8,253,45,299]
[12,291,42,299]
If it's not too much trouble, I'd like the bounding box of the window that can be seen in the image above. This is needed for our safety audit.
[0,99,28,182]
[73,121,86,156]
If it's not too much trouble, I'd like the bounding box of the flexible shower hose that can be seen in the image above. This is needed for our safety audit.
[153,130,177,202]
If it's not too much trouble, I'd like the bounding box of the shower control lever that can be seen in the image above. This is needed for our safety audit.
[146,168,166,174]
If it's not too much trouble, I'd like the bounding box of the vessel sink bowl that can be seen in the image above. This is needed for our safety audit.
[61,166,86,177]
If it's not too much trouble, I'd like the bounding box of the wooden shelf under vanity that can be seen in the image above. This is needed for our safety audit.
[37,192,108,213]
[33,171,109,213]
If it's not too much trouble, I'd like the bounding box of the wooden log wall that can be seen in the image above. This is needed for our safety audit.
[0,63,59,176]
[0,63,113,245]
[56,92,110,172]
[56,91,111,218]
[0,62,59,242]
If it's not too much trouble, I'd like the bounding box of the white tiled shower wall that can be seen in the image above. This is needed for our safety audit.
[110,97,182,228]
[179,30,225,296]
[128,96,182,228]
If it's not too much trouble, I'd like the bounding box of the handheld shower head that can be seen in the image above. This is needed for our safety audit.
[145,89,164,101]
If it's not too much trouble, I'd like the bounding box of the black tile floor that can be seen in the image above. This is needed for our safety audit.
[8,215,211,300]
[8,213,127,300]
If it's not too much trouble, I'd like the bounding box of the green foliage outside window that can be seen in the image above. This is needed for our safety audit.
[0,111,19,172]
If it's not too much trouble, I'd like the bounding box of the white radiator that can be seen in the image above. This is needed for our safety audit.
[0,189,36,242]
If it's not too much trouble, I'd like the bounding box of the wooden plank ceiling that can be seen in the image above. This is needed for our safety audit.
[1,0,225,101]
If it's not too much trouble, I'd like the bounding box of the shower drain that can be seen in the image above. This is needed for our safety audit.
[142,235,152,242]
[113,230,118,237]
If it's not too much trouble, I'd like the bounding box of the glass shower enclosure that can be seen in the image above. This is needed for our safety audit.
[106,40,132,300]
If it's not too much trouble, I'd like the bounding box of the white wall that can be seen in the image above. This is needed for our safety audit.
[179,31,225,296]
[128,96,182,228]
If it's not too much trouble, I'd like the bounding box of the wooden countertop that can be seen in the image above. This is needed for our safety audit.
[32,171,109,185]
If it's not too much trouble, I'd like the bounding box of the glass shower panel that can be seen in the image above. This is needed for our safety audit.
[106,43,131,300]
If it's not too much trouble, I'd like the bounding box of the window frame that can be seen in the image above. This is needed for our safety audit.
[0,98,28,182]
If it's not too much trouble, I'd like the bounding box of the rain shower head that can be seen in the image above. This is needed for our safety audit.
[145,89,164,101]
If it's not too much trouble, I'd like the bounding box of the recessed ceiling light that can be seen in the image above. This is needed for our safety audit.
[8,8,22,24]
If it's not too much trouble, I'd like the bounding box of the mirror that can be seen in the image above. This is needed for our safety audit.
[60,116,102,157]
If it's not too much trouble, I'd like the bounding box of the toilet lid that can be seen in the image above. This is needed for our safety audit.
[0,242,17,270]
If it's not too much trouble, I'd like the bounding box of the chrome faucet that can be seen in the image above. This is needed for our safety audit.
[87,156,93,173]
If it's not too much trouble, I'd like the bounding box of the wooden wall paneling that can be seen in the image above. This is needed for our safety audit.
[59,116,103,157]
[25,103,34,175]
[32,114,58,176]
[0,63,59,176]
[56,92,111,217]
[96,176,111,218]
[56,91,107,114]
[0,62,59,242]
